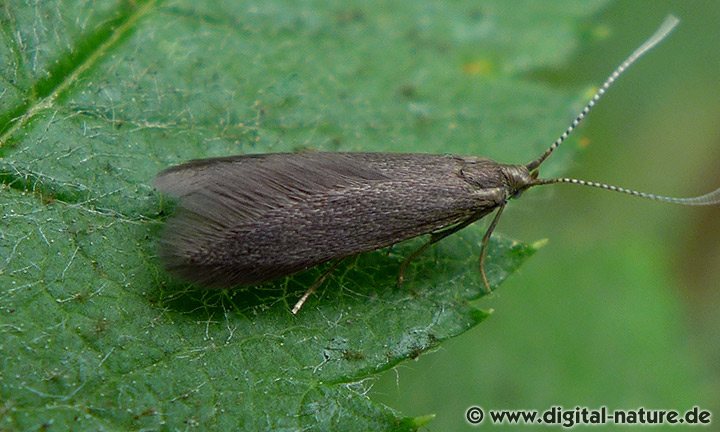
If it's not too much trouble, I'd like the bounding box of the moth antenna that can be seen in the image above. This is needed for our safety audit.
[526,15,680,171]
[535,177,720,206]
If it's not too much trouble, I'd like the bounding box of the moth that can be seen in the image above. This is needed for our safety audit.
[155,16,720,313]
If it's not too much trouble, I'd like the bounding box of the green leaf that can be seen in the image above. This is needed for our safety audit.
[1,1,607,430]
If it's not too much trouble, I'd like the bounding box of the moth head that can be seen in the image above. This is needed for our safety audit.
[501,164,540,199]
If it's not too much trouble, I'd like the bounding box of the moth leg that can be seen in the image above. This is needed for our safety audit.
[292,259,346,315]
[479,203,506,293]
[397,215,481,287]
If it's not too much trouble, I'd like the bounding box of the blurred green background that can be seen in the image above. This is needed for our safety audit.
[371,1,720,430]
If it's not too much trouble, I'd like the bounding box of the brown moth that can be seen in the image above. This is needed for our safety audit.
[155,16,720,313]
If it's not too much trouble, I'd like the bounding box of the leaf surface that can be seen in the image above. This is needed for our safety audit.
[1,1,607,430]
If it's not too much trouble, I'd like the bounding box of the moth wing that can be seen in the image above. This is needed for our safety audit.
[155,153,508,287]
[154,152,390,227]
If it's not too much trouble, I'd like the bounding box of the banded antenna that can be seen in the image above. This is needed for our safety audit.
[528,15,720,206]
